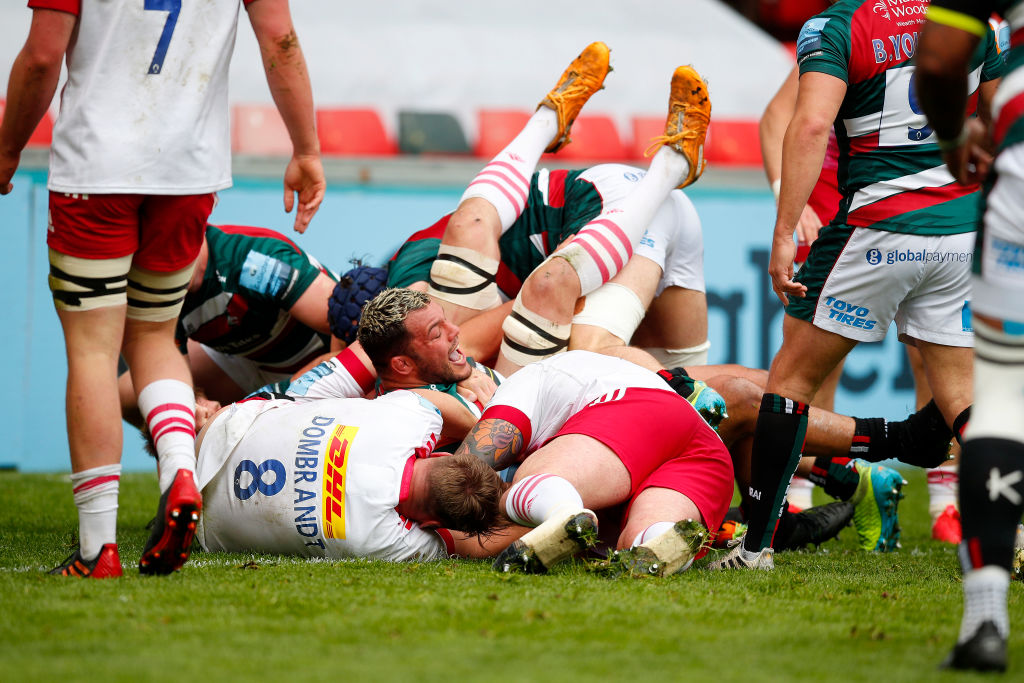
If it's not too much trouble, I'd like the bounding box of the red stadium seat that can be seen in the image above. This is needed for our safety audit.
[630,115,763,167]
[474,109,531,158]
[316,108,396,156]
[550,114,628,162]
[232,104,292,155]
[0,99,53,147]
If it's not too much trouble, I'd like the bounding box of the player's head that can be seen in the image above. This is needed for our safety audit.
[327,264,390,344]
[425,454,505,535]
[357,288,471,385]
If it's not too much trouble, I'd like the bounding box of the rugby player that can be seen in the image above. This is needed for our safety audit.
[711,0,1003,571]
[0,0,324,578]
[917,1,1024,671]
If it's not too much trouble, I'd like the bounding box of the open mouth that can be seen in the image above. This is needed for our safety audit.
[448,343,465,364]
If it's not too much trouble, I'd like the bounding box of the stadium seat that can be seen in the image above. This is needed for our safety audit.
[0,99,53,147]
[551,114,628,162]
[232,104,292,155]
[474,109,531,158]
[630,115,763,167]
[316,108,396,156]
[397,111,471,155]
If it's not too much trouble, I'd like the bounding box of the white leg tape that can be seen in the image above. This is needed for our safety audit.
[500,298,571,367]
[572,283,646,343]
[643,340,711,368]
[427,245,502,311]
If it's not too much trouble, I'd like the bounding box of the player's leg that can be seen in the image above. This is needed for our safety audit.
[121,193,212,575]
[494,433,629,573]
[496,66,710,375]
[428,42,610,325]
[943,151,1024,672]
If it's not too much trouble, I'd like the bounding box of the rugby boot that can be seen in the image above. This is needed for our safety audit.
[850,459,905,552]
[603,519,708,577]
[492,509,598,573]
[139,469,202,575]
[711,519,748,549]
[707,534,774,571]
[942,621,1007,673]
[1013,524,1024,581]
[645,65,712,188]
[49,543,123,579]
[931,505,962,544]
[539,42,612,153]
[773,501,854,551]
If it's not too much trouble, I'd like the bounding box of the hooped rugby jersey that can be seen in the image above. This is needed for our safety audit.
[197,391,452,561]
[29,0,255,194]
[797,0,1004,233]
[177,225,336,375]
[927,0,1024,153]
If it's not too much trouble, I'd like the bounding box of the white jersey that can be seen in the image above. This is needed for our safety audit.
[481,350,674,453]
[196,391,451,562]
[44,0,244,193]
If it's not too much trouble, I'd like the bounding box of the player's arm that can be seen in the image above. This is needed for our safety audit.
[454,418,525,471]
[287,271,337,334]
[245,0,325,233]
[0,8,75,195]
[770,71,845,305]
[446,525,530,559]
[760,65,799,196]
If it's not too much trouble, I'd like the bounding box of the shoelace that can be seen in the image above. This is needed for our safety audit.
[643,105,711,158]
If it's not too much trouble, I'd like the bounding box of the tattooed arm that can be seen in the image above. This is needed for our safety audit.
[455,418,525,471]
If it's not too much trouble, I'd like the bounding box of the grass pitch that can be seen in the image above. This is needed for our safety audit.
[1,469,1020,681]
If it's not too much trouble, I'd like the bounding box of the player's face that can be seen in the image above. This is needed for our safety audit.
[404,302,472,384]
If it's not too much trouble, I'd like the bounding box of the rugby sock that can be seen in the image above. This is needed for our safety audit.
[847,417,887,461]
[787,475,815,511]
[928,464,959,521]
[953,407,971,446]
[958,566,1010,643]
[631,521,675,549]
[958,438,1024,572]
[808,456,859,501]
[742,394,810,553]
[550,147,687,295]
[138,379,196,493]
[881,400,954,468]
[71,464,120,560]
[505,474,584,527]
[460,107,556,232]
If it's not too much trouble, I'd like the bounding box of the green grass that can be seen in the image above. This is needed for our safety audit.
[1,469,1021,681]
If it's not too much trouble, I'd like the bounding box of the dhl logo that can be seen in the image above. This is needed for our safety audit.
[322,424,357,538]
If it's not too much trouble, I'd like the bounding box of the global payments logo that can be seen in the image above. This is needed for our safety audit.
[866,249,882,265]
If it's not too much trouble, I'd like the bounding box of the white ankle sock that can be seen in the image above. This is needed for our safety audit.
[928,464,959,520]
[631,521,675,548]
[71,464,121,559]
[138,379,196,492]
[959,565,1010,642]
[505,474,584,527]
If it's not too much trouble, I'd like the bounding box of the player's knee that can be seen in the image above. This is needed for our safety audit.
[571,283,646,346]
[520,256,579,309]
[48,250,132,312]
[713,375,760,430]
[499,297,571,367]
[426,245,502,311]
[125,263,193,322]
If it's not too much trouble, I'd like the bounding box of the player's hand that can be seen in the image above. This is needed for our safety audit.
[687,380,728,432]
[456,366,498,406]
[769,229,806,306]
[943,118,993,186]
[283,153,326,233]
[0,148,20,195]
[795,205,823,250]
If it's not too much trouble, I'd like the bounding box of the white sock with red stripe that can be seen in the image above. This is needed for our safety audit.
[630,521,675,549]
[928,463,959,521]
[550,148,686,294]
[460,108,557,232]
[505,474,584,527]
[138,379,196,493]
[71,463,120,560]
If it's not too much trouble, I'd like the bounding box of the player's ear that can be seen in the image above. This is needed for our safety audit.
[390,354,415,377]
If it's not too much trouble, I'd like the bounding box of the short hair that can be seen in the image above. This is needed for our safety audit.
[427,454,504,535]
[356,288,431,371]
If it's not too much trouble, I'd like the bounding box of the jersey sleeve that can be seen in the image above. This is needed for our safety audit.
[980,23,1007,81]
[797,12,850,83]
[28,0,79,13]
[236,244,325,308]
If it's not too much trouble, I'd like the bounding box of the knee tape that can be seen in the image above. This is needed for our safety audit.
[427,245,502,311]
[49,251,132,311]
[644,340,711,368]
[572,283,646,343]
[966,320,1024,442]
[126,263,194,322]
[500,299,570,367]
